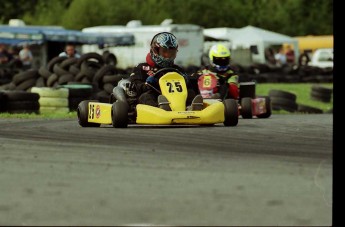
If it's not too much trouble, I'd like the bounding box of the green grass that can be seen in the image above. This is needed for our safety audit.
[0,83,333,118]
[0,111,77,119]
[256,83,333,113]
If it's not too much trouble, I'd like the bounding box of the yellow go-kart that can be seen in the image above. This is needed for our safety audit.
[77,68,238,128]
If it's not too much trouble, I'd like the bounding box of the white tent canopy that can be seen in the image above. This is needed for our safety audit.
[204,25,299,64]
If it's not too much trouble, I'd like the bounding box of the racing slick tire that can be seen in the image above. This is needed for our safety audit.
[223,99,238,126]
[241,97,253,119]
[77,100,101,127]
[112,100,128,128]
[256,96,272,118]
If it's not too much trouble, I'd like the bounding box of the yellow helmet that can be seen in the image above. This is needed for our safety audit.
[208,44,231,71]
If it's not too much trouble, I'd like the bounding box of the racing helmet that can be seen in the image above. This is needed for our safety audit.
[209,44,231,71]
[150,32,178,67]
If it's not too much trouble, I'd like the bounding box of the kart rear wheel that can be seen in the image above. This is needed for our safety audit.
[223,99,238,126]
[241,97,253,119]
[112,101,128,128]
[77,100,101,127]
[257,96,272,118]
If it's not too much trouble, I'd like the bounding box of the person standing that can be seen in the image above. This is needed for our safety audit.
[59,43,81,58]
[0,44,12,65]
[285,45,295,64]
[19,43,33,70]
[275,47,287,66]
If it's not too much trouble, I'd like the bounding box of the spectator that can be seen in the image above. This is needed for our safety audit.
[298,50,311,66]
[8,46,19,59]
[59,44,81,58]
[265,47,276,65]
[0,44,12,65]
[285,45,295,64]
[19,43,33,70]
[275,47,287,66]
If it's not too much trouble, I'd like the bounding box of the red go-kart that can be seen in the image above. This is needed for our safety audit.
[197,73,271,119]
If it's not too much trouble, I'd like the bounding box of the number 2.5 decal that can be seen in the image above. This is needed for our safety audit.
[166,81,183,93]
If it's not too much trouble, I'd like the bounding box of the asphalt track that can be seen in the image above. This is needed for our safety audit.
[0,114,333,226]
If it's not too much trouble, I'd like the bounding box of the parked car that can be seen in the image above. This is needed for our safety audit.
[309,48,333,68]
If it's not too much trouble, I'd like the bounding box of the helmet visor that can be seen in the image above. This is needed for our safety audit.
[213,56,230,67]
[158,47,177,59]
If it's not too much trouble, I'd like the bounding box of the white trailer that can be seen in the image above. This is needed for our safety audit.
[203,26,299,66]
[82,20,204,70]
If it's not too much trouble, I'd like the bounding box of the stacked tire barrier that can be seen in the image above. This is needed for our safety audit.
[268,89,298,113]
[0,90,39,114]
[268,89,325,114]
[58,84,94,111]
[0,52,131,105]
[310,85,333,103]
[0,69,40,91]
[30,87,69,114]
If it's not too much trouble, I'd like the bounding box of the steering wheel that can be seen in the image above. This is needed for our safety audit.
[145,67,190,93]
[152,67,189,83]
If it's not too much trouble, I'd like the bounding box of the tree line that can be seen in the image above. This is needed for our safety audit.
[1,0,333,36]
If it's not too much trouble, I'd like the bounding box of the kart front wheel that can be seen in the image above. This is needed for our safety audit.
[223,99,238,126]
[77,100,101,127]
[112,101,128,128]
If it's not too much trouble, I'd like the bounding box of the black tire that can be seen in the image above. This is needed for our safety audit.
[38,66,52,79]
[69,65,80,75]
[12,69,39,85]
[80,61,102,80]
[60,58,78,70]
[53,64,69,76]
[103,52,117,66]
[311,85,333,95]
[14,78,37,91]
[47,56,68,72]
[0,92,6,112]
[297,104,323,114]
[76,52,104,68]
[93,65,117,85]
[270,97,298,113]
[47,74,59,87]
[35,77,46,87]
[268,89,297,102]
[61,85,93,98]
[77,100,101,127]
[256,96,272,118]
[6,100,39,111]
[223,99,238,126]
[103,83,114,94]
[310,90,332,103]
[2,90,39,101]
[111,101,128,128]
[102,74,124,84]
[241,97,253,119]
[69,97,87,111]
[58,74,75,85]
